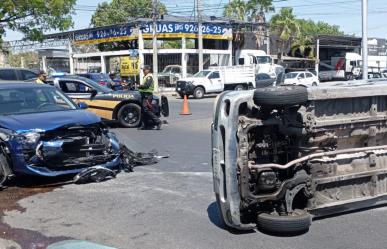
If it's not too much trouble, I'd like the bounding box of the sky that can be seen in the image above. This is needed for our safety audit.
[3,0,387,41]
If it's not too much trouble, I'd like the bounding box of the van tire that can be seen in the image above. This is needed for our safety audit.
[257,210,312,234]
[253,85,308,107]
[193,87,205,99]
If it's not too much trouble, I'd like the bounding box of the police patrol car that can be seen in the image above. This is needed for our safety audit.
[48,76,168,128]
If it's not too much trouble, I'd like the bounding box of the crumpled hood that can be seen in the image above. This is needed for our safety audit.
[0,110,101,132]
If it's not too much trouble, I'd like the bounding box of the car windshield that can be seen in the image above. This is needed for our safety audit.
[90,73,114,83]
[286,73,298,79]
[0,87,77,115]
[78,77,114,93]
[194,71,211,77]
[256,56,272,64]
[162,66,173,73]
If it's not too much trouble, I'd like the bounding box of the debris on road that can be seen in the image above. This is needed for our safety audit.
[73,166,117,184]
[72,145,168,184]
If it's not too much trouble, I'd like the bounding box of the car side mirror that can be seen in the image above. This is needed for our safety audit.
[297,77,302,80]
[78,102,88,109]
[90,89,97,100]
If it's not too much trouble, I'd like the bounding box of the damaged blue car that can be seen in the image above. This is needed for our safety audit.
[0,83,122,186]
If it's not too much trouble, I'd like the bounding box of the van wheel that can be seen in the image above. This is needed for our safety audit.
[234,84,245,91]
[253,85,308,107]
[257,210,312,234]
[193,87,205,99]
[0,152,12,188]
[117,103,142,128]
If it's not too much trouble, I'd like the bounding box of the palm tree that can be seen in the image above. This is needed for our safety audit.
[224,0,249,21]
[270,8,300,57]
[248,0,275,22]
[291,34,314,58]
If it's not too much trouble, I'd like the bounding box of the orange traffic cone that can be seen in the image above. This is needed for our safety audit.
[180,94,192,115]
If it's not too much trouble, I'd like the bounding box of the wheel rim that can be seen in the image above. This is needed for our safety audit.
[196,89,203,98]
[121,106,139,124]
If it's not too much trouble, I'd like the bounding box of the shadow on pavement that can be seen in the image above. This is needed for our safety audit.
[207,202,256,235]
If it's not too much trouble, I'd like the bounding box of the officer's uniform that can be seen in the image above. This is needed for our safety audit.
[139,73,161,127]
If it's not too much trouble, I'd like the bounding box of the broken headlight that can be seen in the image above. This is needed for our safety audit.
[23,132,41,144]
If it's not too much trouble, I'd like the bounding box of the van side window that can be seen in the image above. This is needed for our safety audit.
[238,58,245,65]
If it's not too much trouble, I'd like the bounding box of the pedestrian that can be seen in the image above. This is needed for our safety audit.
[35,70,47,84]
[138,65,161,130]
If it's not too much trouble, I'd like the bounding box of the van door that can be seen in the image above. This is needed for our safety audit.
[207,71,223,92]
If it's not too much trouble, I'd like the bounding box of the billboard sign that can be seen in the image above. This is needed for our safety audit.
[73,22,232,45]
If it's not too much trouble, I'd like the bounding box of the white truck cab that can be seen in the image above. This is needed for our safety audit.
[236,49,283,78]
[176,66,255,99]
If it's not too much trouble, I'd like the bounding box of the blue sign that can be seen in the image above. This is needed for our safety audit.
[73,22,232,45]
[74,26,135,45]
[141,22,232,39]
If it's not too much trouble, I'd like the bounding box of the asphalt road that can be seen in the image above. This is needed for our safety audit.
[2,96,387,249]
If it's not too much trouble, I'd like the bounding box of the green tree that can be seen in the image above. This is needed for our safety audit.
[91,0,166,27]
[224,0,274,22]
[224,0,249,21]
[0,0,75,44]
[270,8,300,57]
[90,0,167,51]
[7,51,38,68]
[291,19,344,57]
[248,0,275,22]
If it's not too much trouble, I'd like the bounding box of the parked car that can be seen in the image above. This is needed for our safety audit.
[284,71,319,86]
[212,81,387,233]
[77,73,122,90]
[0,83,122,185]
[47,76,169,128]
[255,73,276,88]
[0,68,38,83]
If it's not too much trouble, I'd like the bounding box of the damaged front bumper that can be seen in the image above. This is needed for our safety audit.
[4,125,122,177]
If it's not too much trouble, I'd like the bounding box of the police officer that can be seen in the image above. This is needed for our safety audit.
[138,65,161,130]
[35,70,47,84]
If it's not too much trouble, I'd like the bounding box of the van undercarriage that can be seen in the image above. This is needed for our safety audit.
[212,82,387,233]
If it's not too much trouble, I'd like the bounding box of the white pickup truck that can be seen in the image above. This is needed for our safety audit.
[175,66,255,99]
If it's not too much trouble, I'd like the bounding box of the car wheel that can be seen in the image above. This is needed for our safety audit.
[253,85,308,107]
[117,103,142,128]
[312,82,318,86]
[234,84,245,91]
[193,87,205,99]
[0,152,12,188]
[257,210,312,234]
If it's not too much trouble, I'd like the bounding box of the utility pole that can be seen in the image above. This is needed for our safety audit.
[362,0,368,80]
[152,0,159,90]
[197,0,203,72]
[315,38,320,76]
